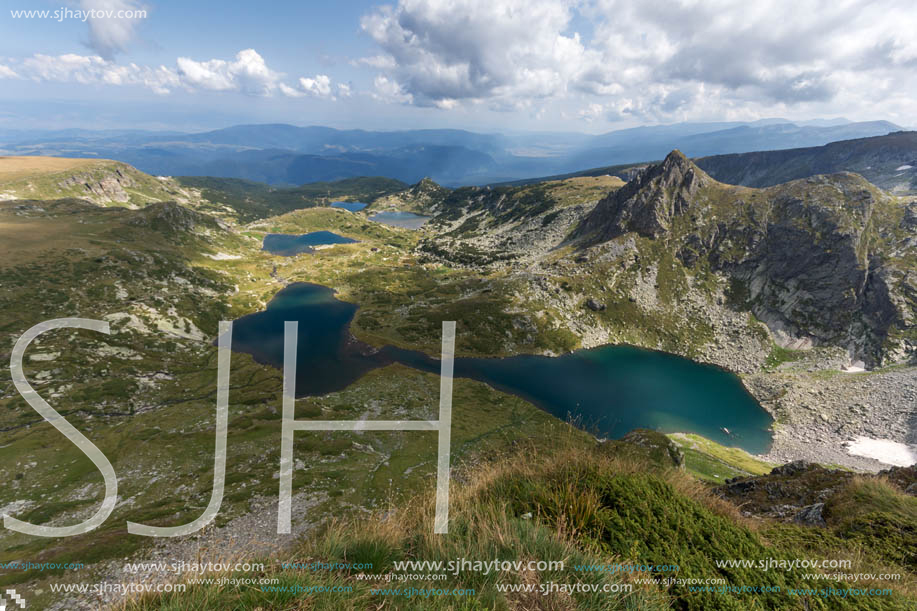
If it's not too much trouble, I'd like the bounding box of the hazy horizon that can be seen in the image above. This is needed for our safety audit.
[0,115,908,138]
[3,1,917,132]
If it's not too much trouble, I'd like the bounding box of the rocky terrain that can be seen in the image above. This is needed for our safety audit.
[369,177,450,213]
[407,152,916,473]
[0,157,196,208]
[717,459,917,524]
[2,151,916,608]
[573,150,915,368]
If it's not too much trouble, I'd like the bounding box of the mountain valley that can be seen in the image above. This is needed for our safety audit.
[0,144,915,609]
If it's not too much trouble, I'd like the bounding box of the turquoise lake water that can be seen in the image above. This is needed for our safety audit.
[230,282,773,454]
[368,211,431,229]
[262,231,359,256]
[330,201,368,212]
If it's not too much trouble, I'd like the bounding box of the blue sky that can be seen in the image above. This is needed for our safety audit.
[4,2,374,65]
[2,0,916,132]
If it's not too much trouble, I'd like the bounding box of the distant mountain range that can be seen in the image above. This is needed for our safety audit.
[695,131,917,194]
[0,119,905,186]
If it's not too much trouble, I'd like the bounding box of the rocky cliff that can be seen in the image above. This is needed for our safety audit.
[0,157,197,208]
[572,151,916,366]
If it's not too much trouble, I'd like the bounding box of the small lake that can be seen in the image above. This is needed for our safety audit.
[330,201,368,212]
[262,231,359,256]
[230,283,773,454]
[368,211,431,229]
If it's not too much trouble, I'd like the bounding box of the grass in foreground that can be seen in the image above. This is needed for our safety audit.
[125,435,916,610]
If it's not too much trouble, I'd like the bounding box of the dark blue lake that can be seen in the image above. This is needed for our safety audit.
[230,283,773,454]
[330,201,368,212]
[368,211,431,229]
[262,231,358,256]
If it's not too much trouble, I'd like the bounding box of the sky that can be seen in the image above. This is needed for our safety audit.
[1,0,916,133]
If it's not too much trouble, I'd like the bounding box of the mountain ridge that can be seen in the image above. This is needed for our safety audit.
[571,150,915,366]
[696,131,917,194]
[1,119,902,186]
[0,156,187,207]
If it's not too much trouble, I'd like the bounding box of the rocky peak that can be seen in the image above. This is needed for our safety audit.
[410,176,448,198]
[572,150,712,243]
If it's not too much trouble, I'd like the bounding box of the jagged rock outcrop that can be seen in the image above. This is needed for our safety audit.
[58,168,136,203]
[572,151,916,366]
[0,158,192,208]
[370,176,451,215]
[572,150,707,241]
[409,177,450,209]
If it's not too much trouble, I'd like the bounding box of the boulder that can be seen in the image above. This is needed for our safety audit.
[793,503,827,527]
[585,298,606,312]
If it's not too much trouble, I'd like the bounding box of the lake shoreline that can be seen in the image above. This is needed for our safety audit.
[745,367,917,472]
[230,281,775,454]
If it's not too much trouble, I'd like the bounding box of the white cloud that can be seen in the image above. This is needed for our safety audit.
[5,49,348,99]
[361,0,592,107]
[358,0,917,123]
[277,74,351,100]
[7,49,356,104]
[299,75,333,98]
[578,0,917,121]
[278,83,306,98]
[371,75,414,104]
[9,0,917,125]
[356,54,397,70]
[176,49,282,95]
[80,0,147,59]
[577,102,604,122]
[18,53,177,94]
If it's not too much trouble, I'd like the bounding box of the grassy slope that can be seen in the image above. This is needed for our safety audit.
[0,157,186,207]
[128,434,917,610]
[230,207,580,357]
[2,170,914,608]
[667,433,775,482]
[0,156,101,178]
[0,199,588,608]
[177,176,407,222]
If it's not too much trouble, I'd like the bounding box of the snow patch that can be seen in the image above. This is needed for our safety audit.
[894,164,913,171]
[842,360,866,373]
[205,252,241,260]
[846,437,917,467]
